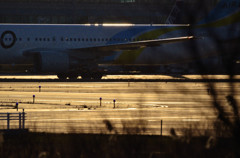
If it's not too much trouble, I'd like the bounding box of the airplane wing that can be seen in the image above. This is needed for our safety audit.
[71,36,194,52]
[23,36,194,56]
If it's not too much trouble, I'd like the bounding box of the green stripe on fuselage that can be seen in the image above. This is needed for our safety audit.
[114,26,184,64]
[115,10,240,65]
[196,11,240,28]
[114,48,145,64]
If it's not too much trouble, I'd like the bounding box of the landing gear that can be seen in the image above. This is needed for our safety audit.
[57,73,79,80]
[81,73,103,80]
[57,73,68,80]
[57,72,103,80]
[93,74,103,80]
[68,74,79,80]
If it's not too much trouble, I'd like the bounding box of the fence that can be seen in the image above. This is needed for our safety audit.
[0,111,26,130]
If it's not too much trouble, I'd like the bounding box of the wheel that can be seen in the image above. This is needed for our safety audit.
[81,73,103,80]
[68,74,79,80]
[93,74,103,80]
[81,74,92,80]
[57,73,67,80]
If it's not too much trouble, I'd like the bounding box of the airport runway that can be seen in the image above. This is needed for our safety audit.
[0,75,239,135]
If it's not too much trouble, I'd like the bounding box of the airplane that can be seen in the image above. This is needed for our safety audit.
[0,0,239,80]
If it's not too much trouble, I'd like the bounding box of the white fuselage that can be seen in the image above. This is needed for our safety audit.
[0,23,239,68]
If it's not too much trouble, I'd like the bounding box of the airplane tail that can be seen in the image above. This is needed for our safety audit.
[165,0,185,24]
[198,0,240,24]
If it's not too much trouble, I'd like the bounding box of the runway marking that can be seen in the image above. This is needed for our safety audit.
[182,119,201,122]
[27,116,207,122]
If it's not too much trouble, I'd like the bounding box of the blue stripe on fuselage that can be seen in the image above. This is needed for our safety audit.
[198,0,240,24]
[107,26,159,45]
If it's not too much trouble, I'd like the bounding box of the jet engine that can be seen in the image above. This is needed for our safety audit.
[35,52,69,73]
[32,51,103,79]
